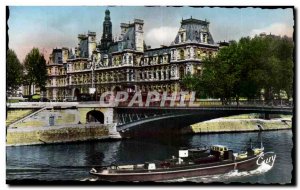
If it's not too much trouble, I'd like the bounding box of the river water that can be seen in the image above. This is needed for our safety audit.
[6,130,293,184]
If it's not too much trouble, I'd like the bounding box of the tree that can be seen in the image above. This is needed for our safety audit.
[23,48,48,95]
[275,36,294,99]
[200,41,243,104]
[6,49,23,94]
[250,35,294,102]
[181,74,202,98]
[181,34,294,104]
[36,55,48,92]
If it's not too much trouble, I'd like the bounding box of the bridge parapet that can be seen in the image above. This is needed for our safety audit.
[117,100,293,109]
[7,101,116,109]
[7,99,293,109]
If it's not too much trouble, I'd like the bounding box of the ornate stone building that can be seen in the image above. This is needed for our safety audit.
[46,10,219,101]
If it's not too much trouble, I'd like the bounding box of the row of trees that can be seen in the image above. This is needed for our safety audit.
[6,48,48,95]
[182,35,294,104]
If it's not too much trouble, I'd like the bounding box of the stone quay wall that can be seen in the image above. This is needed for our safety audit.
[6,123,120,146]
[185,118,292,134]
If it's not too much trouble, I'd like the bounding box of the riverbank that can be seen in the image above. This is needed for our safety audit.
[6,123,121,146]
[184,115,292,134]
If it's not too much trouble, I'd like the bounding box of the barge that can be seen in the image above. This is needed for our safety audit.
[90,144,276,182]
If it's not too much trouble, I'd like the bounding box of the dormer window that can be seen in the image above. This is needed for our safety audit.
[178,29,186,43]
[180,33,184,42]
[203,33,207,43]
[195,31,200,41]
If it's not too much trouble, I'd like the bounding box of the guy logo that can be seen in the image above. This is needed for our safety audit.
[256,152,276,167]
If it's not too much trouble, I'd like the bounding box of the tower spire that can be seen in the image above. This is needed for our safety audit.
[100,9,113,52]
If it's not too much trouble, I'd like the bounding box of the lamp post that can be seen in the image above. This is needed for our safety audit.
[89,55,96,101]
[92,55,95,89]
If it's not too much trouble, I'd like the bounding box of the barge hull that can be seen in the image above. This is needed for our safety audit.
[91,157,257,182]
[90,152,276,182]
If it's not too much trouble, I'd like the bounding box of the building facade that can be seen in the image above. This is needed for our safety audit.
[46,10,220,101]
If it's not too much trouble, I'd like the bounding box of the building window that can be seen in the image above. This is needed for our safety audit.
[203,51,207,57]
[203,34,207,43]
[180,33,184,42]
[58,57,62,64]
[195,31,200,41]
[129,56,132,64]
[179,49,185,60]
[179,67,185,78]
[196,69,202,75]
[197,50,201,59]
[171,50,175,60]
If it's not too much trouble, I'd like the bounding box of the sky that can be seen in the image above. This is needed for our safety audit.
[8,6,294,62]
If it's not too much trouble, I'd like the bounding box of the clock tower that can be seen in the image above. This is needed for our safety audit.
[134,19,144,52]
[100,9,113,52]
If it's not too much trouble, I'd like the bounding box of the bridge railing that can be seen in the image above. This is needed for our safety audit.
[117,99,293,108]
[6,102,80,108]
[7,99,293,109]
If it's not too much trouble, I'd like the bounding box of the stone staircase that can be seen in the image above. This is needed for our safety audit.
[7,107,48,128]
[6,109,36,126]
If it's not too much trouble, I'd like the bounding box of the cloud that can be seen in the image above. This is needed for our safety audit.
[145,26,178,48]
[250,23,293,37]
[9,23,79,62]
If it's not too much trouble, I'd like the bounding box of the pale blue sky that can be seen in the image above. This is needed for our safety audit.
[8,6,294,62]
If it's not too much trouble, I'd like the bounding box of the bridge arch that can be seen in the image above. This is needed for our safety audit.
[116,107,293,137]
[86,110,105,123]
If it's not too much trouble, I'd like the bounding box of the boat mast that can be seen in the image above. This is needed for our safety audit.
[258,131,264,149]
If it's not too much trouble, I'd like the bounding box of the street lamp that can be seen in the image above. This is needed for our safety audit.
[89,55,96,100]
